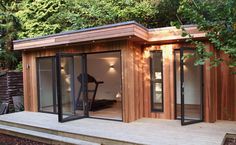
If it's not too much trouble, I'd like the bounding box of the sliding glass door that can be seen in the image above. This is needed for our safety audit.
[56,53,88,122]
[175,48,203,125]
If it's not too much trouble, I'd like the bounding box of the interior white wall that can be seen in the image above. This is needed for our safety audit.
[60,52,121,104]
[87,52,121,100]
[176,52,201,105]
[38,59,53,108]
[38,52,121,113]
[60,57,74,106]
[74,56,82,101]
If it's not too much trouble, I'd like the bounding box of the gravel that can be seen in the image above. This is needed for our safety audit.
[0,133,50,145]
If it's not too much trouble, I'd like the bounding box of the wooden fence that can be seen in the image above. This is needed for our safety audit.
[0,72,23,112]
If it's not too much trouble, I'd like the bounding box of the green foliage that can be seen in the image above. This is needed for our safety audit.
[69,0,159,29]
[173,0,236,69]
[16,0,71,38]
[2,0,235,71]
[0,0,182,70]
[0,49,20,69]
[155,0,180,27]
[0,0,21,70]
[16,61,22,71]
[16,0,160,39]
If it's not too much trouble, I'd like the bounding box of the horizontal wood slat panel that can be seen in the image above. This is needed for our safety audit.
[133,26,149,40]
[0,72,23,112]
[13,23,204,51]
[14,24,138,50]
[14,39,55,49]
[148,26,205,43]
[55,26,134,42]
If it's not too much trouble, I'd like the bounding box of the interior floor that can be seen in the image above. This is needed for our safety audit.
[85,51,122,121]
[41,102,122,120]
[89,101,122,120]
[176,104,201,119]
[40,105,54,112]
[153,103,162,109]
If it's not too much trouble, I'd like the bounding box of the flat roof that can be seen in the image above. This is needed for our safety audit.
[13,21,205,50]
[14,21,147,43]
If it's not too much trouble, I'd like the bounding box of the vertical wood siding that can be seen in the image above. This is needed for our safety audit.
[22,40,236,122]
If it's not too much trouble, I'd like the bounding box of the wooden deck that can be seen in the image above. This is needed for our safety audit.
[0,112,235,145]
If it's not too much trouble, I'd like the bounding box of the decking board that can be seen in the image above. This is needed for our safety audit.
[0,112,235,145]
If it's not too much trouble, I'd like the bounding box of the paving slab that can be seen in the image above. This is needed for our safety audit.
[0,111,235,145]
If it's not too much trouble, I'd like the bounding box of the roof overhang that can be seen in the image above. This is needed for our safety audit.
[13,21,206,51]
[147,25,206,44]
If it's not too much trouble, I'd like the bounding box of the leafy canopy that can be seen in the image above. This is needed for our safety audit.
[0,0,21,70]
[173,0,236,69]
[16,0,160,39]
[0,0,180,70]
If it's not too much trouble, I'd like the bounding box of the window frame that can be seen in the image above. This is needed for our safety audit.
[36,56,57,114]
[150,50,164,112]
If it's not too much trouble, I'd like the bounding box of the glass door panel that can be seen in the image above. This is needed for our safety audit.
[174,50,181,119]
[37,58,55,113]
[74,55,89,117]
[180,48,203,125]
[57,53,87,122]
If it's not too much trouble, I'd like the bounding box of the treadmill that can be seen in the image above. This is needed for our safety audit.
[76,73,115,111]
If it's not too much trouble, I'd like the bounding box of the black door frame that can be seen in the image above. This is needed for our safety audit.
[174,48,204,125]
[85,50,123,122]
[36,56,58,114]
[174,49,180,120]
[56,50,123,122]
[56,53,88,122]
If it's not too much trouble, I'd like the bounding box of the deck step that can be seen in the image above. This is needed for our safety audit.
[0,124,100,145]
[0,120,139,145]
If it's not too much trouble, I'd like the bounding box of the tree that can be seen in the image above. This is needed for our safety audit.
[155,0,180,27]
[173,0,236,69]
[16,0,72,38]
[69,0,159,29]
[0,0,181,69]
[0,0,21,70]
[16,0,160,38]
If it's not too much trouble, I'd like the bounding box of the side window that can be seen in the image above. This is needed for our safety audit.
[37,57,57,113]
[150,51,164,112]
